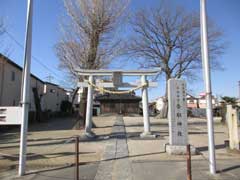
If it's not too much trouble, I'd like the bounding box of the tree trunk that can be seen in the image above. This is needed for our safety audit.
[196,99,200,109]
[160,75,170,118]
[32,87,42,123]
[71,87,80,114]
[220,103,226,124]
[74,88,87,129]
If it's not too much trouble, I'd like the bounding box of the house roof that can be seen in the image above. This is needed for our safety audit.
[45,81,60,87]
[186,93,198,99]
[0,53,45,84]
[0,53,68,92]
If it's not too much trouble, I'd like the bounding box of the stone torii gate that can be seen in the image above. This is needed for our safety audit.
[75,68,161,138]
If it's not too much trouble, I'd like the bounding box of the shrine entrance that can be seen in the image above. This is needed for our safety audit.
[75,68,161,138]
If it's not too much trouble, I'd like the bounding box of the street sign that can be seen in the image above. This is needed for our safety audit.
[0,107,22,125]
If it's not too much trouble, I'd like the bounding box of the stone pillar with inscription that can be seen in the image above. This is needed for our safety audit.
[166,79,195,155]
[226,105,240,150]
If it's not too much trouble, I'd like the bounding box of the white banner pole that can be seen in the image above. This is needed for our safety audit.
[19,0,33,176]
[200,0,216,174]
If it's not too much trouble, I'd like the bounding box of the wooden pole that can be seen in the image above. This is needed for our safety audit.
[186,144,192,180]
[75,136,79,180]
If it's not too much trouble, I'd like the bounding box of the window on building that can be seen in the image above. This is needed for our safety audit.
[50,89,56,93]
[189,99,194,103]
[11,71,15,81]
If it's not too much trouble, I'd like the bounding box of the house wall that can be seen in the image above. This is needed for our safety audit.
[29,77,44,111]
[57,87,69,106]
[187,99,198,108]
[155,98,163,111]
[42,83,68,112]
[199,99,216,108]
[0,59,22,106]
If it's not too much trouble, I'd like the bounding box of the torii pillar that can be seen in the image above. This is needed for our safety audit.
[140,75,151,136]
[85,75,95,137]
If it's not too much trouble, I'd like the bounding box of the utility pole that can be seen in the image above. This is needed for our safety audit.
[45,74,54,83]
[238,81,240,99]
[19,0,33,176]
[200,0,216,175]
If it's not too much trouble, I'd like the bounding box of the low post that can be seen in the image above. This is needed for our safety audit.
[186,144,192,180]
[85,75,94,136]
[140,75,151,137]
[226,105,240,150]
[75,136,79,180]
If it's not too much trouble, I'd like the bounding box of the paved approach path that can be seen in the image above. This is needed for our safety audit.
[94,115,131,180]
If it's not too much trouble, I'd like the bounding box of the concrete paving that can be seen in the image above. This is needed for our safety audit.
[132,159,240,180]
[9,163,99,180]
[1,115,240,180]
[0,116,114,179]
[95,116,131,180]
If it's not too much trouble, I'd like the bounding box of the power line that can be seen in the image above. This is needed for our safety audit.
[5,31,60,76]
[4,30,71,85]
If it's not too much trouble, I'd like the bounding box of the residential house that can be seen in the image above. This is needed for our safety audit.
[0,54,68,114]
[237,99,240,106]
[42,82,68,112]
[154,96,166,112]
[195,93,217,109]
[154,93,217,111]
[186,94,199,108]
[0,54,45,111]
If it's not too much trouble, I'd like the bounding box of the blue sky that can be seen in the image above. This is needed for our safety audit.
[0,0,239,100]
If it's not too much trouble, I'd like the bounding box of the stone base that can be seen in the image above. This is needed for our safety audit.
[84,131,97,139]
[165,144,196,155]
[140,132,157,138]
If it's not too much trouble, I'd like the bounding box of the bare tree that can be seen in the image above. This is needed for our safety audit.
[0,18,6,49]
[0,18,12,57]
[127,5,225,94]
[55,0,129,122]
[0,19,4,35]
[126,5,225,117]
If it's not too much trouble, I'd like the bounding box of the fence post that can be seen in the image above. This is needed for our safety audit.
[75,136,79,180]
[187,144,192,180]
